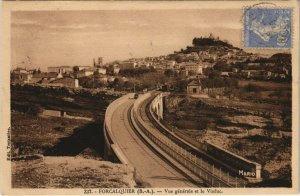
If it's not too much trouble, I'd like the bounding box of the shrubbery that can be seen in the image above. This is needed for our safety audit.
[11,84,120,100]
[12,102,43,116]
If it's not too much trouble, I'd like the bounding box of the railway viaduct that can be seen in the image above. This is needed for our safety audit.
[150,92,169,120]
[103,92,262,187]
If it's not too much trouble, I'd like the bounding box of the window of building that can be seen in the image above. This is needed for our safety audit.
[193,88,197,94]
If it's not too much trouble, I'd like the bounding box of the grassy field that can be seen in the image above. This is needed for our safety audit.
[11,111,104,159]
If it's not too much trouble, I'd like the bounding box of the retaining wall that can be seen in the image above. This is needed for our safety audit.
[151,93,262,181]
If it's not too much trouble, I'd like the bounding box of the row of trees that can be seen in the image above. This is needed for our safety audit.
[119,67,156,77]
[200,77,238,89]
[11,83,120,100]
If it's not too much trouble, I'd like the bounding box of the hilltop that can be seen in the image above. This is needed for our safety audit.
[176,34,240,55]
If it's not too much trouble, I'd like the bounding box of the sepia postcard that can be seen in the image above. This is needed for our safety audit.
[0,1,299,195]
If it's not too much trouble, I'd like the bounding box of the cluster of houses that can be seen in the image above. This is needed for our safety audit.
[220,63,290,80]
[115,56,210,77]
[11,67,80,88]
[95,53,289,82]
[11,57,116,88]
[11,40,291,91]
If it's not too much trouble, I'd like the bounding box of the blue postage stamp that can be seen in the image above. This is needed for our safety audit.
[243,8,292,48]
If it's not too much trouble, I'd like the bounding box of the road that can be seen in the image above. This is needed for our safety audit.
[110,96,196,188]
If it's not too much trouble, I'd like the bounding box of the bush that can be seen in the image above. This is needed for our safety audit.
[196,100,206,108]
[244,135,269,142]
[54,126,65,132]
[12,102,43,116]
[244,83,261,92]
[27,104,43,116]
[231,141,243,150]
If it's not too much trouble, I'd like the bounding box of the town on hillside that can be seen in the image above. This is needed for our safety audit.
[11,34,291,95]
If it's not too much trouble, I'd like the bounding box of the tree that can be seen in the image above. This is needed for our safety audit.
[164,69,174,77]
[106,65,114,75]
[113,77,125,90]
[203,67,213,76]
[73,66,79,78]
[27,104,43,116]
[175,56,183,63]
[214,61,232,72]
[95,80,106,88]
[124,80,134,91]
[73,66,79,72]
[208,70,220,79]
[175,80,188,92]
[264,123,278,141]
[79,76,94,88]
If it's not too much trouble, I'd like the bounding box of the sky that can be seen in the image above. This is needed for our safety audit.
[12,9,253,71]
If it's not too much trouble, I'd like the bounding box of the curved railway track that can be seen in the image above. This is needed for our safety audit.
[129,92,248,187]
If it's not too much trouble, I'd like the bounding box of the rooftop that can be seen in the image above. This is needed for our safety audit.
[188,80,201,86]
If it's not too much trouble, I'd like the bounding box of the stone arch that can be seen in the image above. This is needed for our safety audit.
[157,103,161,118]
[151,93,164,120]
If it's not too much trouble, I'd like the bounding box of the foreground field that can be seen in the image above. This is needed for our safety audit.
[11,111,103,158]
[12,156,136,188]
[10,85,136,188]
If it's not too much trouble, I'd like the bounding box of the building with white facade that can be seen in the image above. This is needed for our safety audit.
[185,63,203,74]
[96,67,107,75]
[48,66,72,74]
[119,61,137,70]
